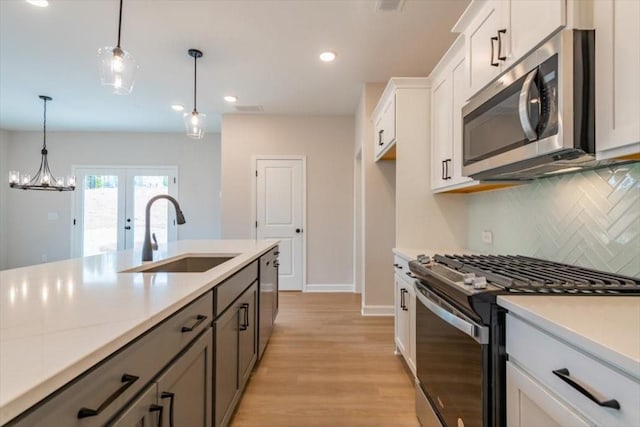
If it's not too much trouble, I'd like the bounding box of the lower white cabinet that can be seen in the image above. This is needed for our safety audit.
[506,313,640,427]
[393,256,415,375]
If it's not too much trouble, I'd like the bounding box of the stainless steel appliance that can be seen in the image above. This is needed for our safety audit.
[462,30,603,181]
[409,254,640,427]
[258,247,279,359]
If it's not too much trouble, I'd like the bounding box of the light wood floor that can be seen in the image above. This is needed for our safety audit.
[230,292,419,427]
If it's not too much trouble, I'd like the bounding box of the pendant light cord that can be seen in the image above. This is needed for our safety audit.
[116,0,123,48]
[193,55,198,111]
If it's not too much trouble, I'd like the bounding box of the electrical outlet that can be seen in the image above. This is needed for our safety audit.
[482,230,493,244]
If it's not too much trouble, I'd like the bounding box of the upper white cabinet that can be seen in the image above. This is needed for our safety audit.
[595,0,640,160]
[430,36,478,192]
[373,91,397,161]
[455,0,565,97]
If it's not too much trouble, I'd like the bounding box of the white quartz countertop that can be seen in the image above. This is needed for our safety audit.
[0,239,277,425]
[393,247,474,261]
[498,295,640,379]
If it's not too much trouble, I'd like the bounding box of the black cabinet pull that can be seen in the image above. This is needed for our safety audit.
[445,158,452,180]
[274,251,280,256]
[393,263,403,269]
[378,129,384,145]
[161,392,175,427]
[400,288,405,310]
[490,36,499,66]
[124,226,131,230]
[149,404,163,427]
[181,314,207,333]
[274,261,279,268]
[497,29,507,61]
[405,271,416,279]
[552,368,621,410]
[239,303,250,331]
[77,374,139,418]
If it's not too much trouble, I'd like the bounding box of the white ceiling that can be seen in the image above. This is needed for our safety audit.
[0,0,469,133]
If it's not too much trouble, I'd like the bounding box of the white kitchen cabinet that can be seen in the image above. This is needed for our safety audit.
[506,313,640,427]
[430,36,478,192]
[393,255,415,376]
[506,361,593,427]
[455,0,566,97]
[506,0,565,66]
[373,92,397,161]
[595,0,640,160]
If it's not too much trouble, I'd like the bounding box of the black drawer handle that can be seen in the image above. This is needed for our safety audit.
[149,404,163,427]
[77,374,139,418]
[405,271,416,279]
[241,302,250,330]
[378,129,384,145]
[393,263,403,269]
[181,314,208,333]
[400,289,409,311]
[552,368,620,410]
[490,36,499,67]
[161,392,175,427]
[274,251,280,256]
[274,261,279,268]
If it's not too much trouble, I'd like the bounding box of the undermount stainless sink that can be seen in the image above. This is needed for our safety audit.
[123,255,235,273]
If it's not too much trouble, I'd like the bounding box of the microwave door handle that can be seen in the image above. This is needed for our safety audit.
[519,69,538,141]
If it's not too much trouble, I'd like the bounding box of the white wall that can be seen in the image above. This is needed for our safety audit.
[467,163,640,277]
[220,114,354,288]
[358,83,397,313]
[1,130,221,269]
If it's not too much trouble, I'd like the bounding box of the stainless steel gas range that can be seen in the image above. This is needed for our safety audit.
[408,254,640,427]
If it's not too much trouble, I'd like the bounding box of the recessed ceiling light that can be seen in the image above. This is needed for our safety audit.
[319,51,336,62]
[171,104,184,112]
[224,95,238,103]
[26,0,49,7]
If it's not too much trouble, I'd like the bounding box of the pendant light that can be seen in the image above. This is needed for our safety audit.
[98,0,137,95]
[8,96,75,191]
[184,49,206,139]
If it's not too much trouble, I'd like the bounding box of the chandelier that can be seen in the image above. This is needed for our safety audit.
[8,96,75,191]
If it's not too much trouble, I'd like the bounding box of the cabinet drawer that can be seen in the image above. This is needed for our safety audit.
[214,261,258,316]
[393,255,410,276]
[507,314,640,427]
[8,292,213,427]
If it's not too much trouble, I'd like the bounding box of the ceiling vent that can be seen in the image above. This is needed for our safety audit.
[234,105,264,113]
[374,0,405,12]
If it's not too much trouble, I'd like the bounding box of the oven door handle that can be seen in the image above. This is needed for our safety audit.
[518,68,539,142]
[414,284,488,344]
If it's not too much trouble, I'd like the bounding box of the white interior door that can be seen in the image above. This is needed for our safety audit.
[256,158,304,291]
[72,166,177,257]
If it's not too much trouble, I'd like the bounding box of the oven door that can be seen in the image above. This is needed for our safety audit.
[414,283,489,427]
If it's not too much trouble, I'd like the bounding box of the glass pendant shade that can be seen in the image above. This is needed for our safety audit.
[98,46,137,95]
[184,110,206,139]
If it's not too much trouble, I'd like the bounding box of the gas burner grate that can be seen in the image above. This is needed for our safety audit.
[433,254,640,293]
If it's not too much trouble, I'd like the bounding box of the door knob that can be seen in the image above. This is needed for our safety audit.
[295,228,303,233]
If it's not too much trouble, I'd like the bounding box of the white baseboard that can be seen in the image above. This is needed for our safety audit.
[361,305,394,316]
[304,283,355,293]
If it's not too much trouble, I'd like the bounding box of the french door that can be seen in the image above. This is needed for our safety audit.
[72,166,178,257]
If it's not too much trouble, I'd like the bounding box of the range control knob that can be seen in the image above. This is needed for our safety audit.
[462,273,475,286]
[472,277,488,290]
[417,254,430,264]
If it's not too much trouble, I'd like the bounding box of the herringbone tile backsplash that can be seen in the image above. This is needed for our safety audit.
[467,163,640,277]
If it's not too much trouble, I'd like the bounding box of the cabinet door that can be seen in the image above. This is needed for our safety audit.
[382,94,396,146]
[595,0,640,157]
[156,329,212,427]
[466,0,503,95]
[507,362,593,427]
[238,282,258,389]
[431,75,453,190]
[214,302,241,427]
[450,56,475,187]
[106,384,159,427]
[507,0,565,64]
[394,276,411,362]
[405,278,416,375]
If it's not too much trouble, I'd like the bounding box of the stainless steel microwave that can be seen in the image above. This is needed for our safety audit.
[462,30,596,181]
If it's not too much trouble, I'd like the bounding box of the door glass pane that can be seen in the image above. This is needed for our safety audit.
[131,176,169,249]
[83,175,119,256]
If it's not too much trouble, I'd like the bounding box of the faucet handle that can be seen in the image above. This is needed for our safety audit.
[151,233,159,251]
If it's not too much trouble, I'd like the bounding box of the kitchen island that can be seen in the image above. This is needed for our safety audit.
[0,239,278,426]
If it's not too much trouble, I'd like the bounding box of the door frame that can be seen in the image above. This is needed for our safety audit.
[70,164,178,258]
[251,155,307,292]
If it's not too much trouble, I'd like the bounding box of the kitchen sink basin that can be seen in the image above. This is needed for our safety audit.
[123,255,235,273]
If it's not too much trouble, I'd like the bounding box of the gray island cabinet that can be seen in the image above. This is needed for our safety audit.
[4,244,278,427]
